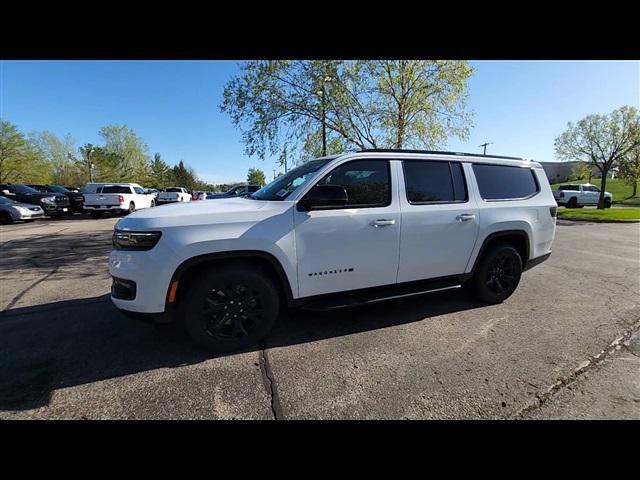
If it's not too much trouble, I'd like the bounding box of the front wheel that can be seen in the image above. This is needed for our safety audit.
[0,211,13,225]
[179,265,280,352]
[468,244,523,304]
[604,198,611,208]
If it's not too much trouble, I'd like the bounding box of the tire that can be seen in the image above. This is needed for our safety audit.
[179,264,280,352]
[0,211,13,225]
[90,211,102,219]
[128,202,135,214]
[468,243,523,304]
[604,198,611,208]
[566,197,578,208]
[150,200,156,208]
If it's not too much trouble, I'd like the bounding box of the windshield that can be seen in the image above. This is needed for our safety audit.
[48,185,70,193]
[251,159,332,201]
[12,184,40,194]
[0,196,16,204]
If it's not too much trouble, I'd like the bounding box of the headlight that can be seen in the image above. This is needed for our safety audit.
[41,196,56,204]
[113,230,162,251]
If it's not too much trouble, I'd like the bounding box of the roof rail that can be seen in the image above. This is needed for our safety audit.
[358,148,524,161]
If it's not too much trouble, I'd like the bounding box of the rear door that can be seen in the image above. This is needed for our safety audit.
[397,160,479,283]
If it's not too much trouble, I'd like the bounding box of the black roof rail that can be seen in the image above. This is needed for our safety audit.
[358,148,524,161]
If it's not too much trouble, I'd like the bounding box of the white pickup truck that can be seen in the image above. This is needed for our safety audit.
[553,183,612,208]
[83,183,155,218]
[157,187,191,204]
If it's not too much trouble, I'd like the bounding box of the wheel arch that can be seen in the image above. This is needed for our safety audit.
[469,230,531,275]
[166,250,294,312]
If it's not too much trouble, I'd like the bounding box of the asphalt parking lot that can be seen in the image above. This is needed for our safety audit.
[1,216,638,419]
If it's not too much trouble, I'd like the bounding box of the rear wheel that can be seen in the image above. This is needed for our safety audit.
[604,198,611,208]
[469,243,523,304]
[179,265,280,352]
[128,202,135,214]
[566,197,578,208]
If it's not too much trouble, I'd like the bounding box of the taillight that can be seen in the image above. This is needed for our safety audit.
[118,195,124,204]
[549,206,557,218]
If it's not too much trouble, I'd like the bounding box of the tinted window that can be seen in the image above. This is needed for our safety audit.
[403,160,467,203]
[10,184,39,194]
[316,160,390,208]
[133,187,145,194]
[101,186,132,194]
[472,164,539,200]
[559,185,579,191]
[248,185,261,193]
[165,188,183,192]
[584,186,599,192]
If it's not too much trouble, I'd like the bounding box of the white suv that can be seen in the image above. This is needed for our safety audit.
[109,150,557,351]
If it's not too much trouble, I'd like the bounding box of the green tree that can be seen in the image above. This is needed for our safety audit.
[569,161,592,182]
[617,143,640,197]
[99,125,151,182]
[30,131,79,185]
[0,120,51,183]
[247,167,266,186]
[555,105,640,209]
[220,60,474,161]
[170,160,196,189]
[149,153,170,188]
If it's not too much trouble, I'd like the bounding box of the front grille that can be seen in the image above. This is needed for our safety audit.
[111,277,137,300]
[55,196,70,205]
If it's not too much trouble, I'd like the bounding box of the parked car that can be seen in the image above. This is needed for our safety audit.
[81,183,114,195]
[26,184,86,213]
[65,186,81,193]
[553,183,612,208]
[0,183,71,216]
[206,184,261,199]
[145,188,159,199]
[0,196,45,224]
[83,183,155,218]
[109,149,557,352]
[157,187,191,204]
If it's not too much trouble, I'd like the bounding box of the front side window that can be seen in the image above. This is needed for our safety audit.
[315,160,390,208]
[584,186,600,192]
[403,160,467,203]
[472,164,539,200]
[133,187,145,194]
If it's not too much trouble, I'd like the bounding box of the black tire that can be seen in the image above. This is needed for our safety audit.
[566,197,578,208]
[128,202,135,214]
[179,264,280,352]
[90,211,102,219]
[604,198,611,208]
[150,200,156,207]
[0,211,13,225]
[468,243,523,304]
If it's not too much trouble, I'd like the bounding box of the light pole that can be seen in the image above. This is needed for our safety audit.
[479,142,492,155]
[317,76,332,156]
[87,148,95,182]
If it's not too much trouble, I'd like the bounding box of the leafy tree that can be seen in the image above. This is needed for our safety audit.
[617,143,640,197]
[0,120,50,183]
[555,106,640,209]
[169,160,196,189]
[569,161,592,182]
[149,153,170,188]
[99,125,151,182]
[30,131,79,185]
[247,168,266,186]
[220,60,474,162]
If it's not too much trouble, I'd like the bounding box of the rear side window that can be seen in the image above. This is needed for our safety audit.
[101,186,132,194]
[559,185,579,191]
[316,160,390,208]
[472,164,539,200]
[583,185,599,192]
[403,160,467,203]
[133,187,145,194]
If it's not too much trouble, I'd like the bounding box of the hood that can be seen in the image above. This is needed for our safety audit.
[115,197,290,230]
[6,201,44,210]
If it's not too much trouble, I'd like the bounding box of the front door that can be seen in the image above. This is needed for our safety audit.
[294,159,401,298]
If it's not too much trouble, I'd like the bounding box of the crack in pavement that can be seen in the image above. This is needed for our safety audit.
[2,266,60,313]
[259,348,283,420]
[513,317,640,419]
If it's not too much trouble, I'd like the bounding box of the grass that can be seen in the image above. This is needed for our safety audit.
[557,206,640,222]
[550,178,640,205]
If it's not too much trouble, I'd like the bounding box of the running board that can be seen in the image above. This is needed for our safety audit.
[298,277,464,311]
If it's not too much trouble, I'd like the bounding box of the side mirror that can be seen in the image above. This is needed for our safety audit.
[298,185,348,211]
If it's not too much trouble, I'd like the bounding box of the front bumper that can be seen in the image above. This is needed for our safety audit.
[41,204,70,215]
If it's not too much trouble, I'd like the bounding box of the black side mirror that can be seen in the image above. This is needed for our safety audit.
[298,185,348,211]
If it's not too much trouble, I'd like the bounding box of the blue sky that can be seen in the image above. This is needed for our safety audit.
[1,60,638,184]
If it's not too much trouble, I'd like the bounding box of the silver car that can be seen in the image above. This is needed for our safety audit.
[0,196,45,224]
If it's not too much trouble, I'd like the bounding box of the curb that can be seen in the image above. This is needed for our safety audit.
[557,218,640,224]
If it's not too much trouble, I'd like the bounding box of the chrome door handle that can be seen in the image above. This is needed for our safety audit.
[371,219,396,227]
[456,214,476,222]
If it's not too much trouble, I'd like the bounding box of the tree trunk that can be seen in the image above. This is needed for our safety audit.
[598,175,607,209]
[633,181,637,197]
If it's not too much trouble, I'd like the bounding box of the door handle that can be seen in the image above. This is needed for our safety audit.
[456,213,476,222]
[370,219,396,227]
